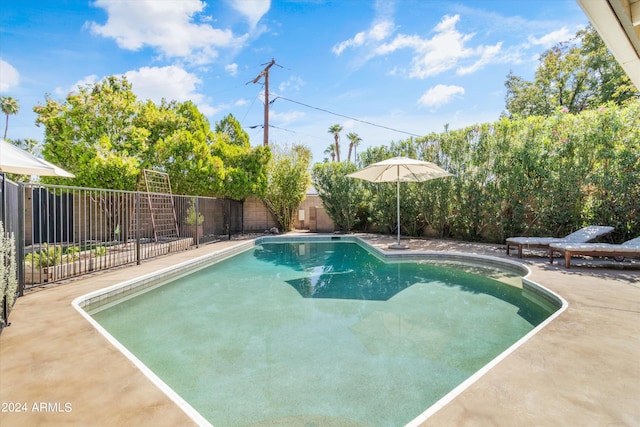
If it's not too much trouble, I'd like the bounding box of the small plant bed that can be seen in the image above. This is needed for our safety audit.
[24,238,194,286]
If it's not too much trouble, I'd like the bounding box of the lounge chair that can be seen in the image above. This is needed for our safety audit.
[549,236,640,268]
[505,226,614,258]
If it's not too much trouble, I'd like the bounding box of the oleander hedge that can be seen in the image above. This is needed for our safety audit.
[313,100,640,243]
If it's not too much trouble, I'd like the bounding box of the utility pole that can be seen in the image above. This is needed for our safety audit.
[250,59,277,146]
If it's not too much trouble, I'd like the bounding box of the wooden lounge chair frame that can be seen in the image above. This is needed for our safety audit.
[549,237,640,268]
[505,226,614,258]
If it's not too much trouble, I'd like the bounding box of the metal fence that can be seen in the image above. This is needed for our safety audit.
[1,175,20,328]
[1,178,243,300]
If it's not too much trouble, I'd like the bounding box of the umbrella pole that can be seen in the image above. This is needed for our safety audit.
[396,176,400,246]
[388,167,408,249]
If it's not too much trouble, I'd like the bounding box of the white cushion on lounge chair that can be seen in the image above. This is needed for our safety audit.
[506,226,614,257]
[549,236,640,267]
[550,236,640,253]
[506,237,563,245]
[507,225,615,245]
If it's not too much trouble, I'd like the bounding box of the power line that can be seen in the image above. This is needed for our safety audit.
[247,123,323,141]
[272,95,423,138]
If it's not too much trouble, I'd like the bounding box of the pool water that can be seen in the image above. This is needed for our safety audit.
[91,241,556,426]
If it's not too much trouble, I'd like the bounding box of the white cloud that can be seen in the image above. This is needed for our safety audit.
[333,0,395,56]
[528,27,572,48]
[228,0,270,28]
[0,59,20,92]
[124,66,202,104]
[234,98,249,107]
[278,76,305,92]
[339,14,502,78]
[457,42,503,75]
[57,66,220,117]
[418,84,465,108]
[88,0,248,64]
[54,74,100,97]
[225,63,239,76]
[333,20,394,55]
[271,109,305,123]
[381,15,502,78]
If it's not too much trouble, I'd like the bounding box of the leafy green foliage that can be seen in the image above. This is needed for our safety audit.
[1,96,20,140]
[155,128,224,196]
[311,162,364,232]
[504,25,638,118]
[0,222,18,323]
[184,202,204,225]
[25,244,63,268]
[33,77,268,198]
[263,145,311,231]
[211,113,272,200]
[336,100,640,243]
[34,77,144,190]
[215,114,250,148]
[328,124,343,162]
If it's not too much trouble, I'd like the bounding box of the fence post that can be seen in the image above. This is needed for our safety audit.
[16,183,25,297]
[227,198,231,241]
[241,200,245,235]
[135,192,141,265]
[195,196,200,248]
[1,176,7,325]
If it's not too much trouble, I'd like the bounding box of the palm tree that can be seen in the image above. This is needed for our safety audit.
[346,132,362,164]
[323,144,336,162]
[327,124,342,162]
[0,96,20,140]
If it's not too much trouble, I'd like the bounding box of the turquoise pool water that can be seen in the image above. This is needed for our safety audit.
[90,240,556,426]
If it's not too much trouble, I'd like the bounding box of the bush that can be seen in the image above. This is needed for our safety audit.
[321,100,640,243]
[1,222,18,326]
[312,162,365,233]
[25,244,63,268]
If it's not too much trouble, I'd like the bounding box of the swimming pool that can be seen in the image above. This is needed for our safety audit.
[78,236,562,426]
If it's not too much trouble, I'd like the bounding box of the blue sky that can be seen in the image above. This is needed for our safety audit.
[1,0,589,163]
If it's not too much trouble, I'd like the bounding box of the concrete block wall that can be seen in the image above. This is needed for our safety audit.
[243,195,335,233]
[292,195,334,233]
[243,196,278,232]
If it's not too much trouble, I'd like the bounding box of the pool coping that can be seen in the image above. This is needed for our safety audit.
[71,235,567,426]
[2,234,638,426]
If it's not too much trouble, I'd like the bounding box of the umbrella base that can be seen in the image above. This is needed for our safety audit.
[388,243,409,250]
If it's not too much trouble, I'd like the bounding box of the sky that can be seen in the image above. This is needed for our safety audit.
[1,0,590,163]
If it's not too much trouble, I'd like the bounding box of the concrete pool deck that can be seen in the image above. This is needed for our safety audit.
[1,234,639,426]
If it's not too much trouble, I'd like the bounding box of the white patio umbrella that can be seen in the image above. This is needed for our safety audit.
[0,139,74,177]
[348,156,451,249]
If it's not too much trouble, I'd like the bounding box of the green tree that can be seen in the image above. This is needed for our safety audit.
[1,96,20,140]
[33,77,268,197]
[323,144,336,163]
[211,113,271,200]
[155,129,224,196]
[34,76,145,189]
[215,114,250,148]
[262,144,311,231]
[135,99,192,169]
[141,101,228,196]
[10,138,39,155]
[312,161,364,232]
[327,124,343,162]
[346,132,362,164]
[504,25,638,117]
